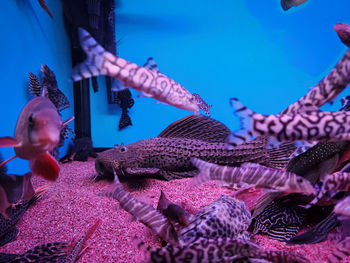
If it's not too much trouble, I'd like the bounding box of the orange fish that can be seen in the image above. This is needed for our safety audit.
[0,94,73,181]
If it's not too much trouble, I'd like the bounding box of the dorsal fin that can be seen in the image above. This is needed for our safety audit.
[157,115,230,143]
[143,57,159,72]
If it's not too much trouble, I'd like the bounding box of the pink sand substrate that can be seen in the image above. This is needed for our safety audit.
[0,158,348,263]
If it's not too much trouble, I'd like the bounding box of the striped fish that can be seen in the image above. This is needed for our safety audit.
[306,172,350,208]
[72,28,210,115]
[190,158,315,195]
[227,98,350,147]
[101,170,179,246]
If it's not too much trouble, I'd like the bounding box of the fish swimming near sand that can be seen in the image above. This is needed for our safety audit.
[0,219,100,262]
[281,0,307,11]
[227,98,350,147]
[95,114,295,181]
[0,93,73,181]
[190,158,315,195]
[0,185,48,247]
[71,28,210,114]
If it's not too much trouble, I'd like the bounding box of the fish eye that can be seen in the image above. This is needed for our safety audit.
[120,146,127,153]
[28,114,34,127]
[297,178,303,183]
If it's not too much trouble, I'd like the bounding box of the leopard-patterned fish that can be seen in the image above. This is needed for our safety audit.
[71,28,210,114]
[227,98,350,147]
[190,158,315,195]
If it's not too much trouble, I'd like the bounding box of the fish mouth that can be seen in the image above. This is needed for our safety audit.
[94,160,116,181]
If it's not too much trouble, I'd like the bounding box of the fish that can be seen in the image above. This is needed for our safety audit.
[0,219,100,262]
[38,0,53,19]
[0,95,73,181]
[334,196,350,217]
[281,0,307,11]
[334,23,350,48]
[60,137,97,163]
[227,98,350,148]
[71,28,211,114]
[190,158,315,195]
[0,185,48,247]
[328,236,350,263]
[101,172,179,246]
[95,114,295,181]
[113,83,134,130]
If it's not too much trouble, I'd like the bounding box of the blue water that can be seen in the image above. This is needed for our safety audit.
[1,0,350,174]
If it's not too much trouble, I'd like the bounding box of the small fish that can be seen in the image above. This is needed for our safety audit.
[112,81,134,130]
[0,219,99,262]
[60,137,97,163]
[95,114,294,181]
[281,0,307,11]
[0,95,73,181]
[227,98,350,148]
[0,185,48,247]
[71,28,210,114]
[190,158,315,195]
[101,171,179,246]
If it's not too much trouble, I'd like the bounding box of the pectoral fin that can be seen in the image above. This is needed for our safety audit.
[0,137,21,147]
[30,152,59,181]
[125,167,160,175]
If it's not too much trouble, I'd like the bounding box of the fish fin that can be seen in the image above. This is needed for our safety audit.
[0,186,10,218]
[281,0,307,11]
[190,158,212,187]
[340,95,350,111]
[334,23,350,48]
[143,57,159,72]
[62,116,75,128]
[28,72,42,97]
[118,110,132,130]
[158,114,230,143]
[0,137,22,148]
[137,91,153,98]
[192,93,212,116]
[125,167,160,175]
[266,141,297,169]
[252,192,282,218]
[71,28,110,81]
[161,170,198,180]
[30,152,59,181]
[226,97,256,147]
[287,212,339,244]
[38,0,54,19]
[0,155,17,169]
[111,78,128,92]
[157,190,172,211]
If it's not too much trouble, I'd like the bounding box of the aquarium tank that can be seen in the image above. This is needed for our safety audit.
[1,0,350,262]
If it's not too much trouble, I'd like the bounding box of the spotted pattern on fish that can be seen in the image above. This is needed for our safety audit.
[193,93,212,116]
[95,115,293,181]
[102,173,178,246]
[228,98,350,147]
[72,28,209,113]
[280,49,350,115]
[191,158,315,195]
[252,202,306,242]
[307,172,350,208]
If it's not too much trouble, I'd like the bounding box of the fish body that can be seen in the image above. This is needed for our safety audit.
[72,28,210,114]
[190,158,315,195]
[228,98,350,147]
[0,96,63,181]
[281,0,307,11]
[95,115,292,181]
[334,196,350,217]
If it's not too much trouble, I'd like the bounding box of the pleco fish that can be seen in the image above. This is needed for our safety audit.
[0,93,73,181]
[95,114,294,181]
[190,158,315,195]
[71,28,210,115]
[102,173,309,263]
[228,98,350,147]
[0,219,100,262]
[281,0,307,11]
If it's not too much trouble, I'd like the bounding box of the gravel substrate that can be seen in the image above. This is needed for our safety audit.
[0,159,347,262]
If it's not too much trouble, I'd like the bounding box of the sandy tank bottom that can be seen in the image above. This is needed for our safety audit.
[0,159,346,263]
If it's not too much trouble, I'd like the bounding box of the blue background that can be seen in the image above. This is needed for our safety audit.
[1,0,350,174]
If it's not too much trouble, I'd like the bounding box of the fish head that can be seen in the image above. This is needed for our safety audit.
[284,174,316,196]
[14,97,62,159]
[95,143,141,180]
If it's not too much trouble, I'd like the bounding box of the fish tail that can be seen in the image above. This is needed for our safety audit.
[227,97,256,148]
[71,28,110,81]
[192,93,212,116]
[118,110,132,130]
[190,158,212,187]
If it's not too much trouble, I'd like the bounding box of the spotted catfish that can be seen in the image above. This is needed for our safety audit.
[102,172,309,263]
[228,98,350,147]
[95,114,295,181]
[71,28,210,115]
[0,219,100,263]
[190,158,315,195]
